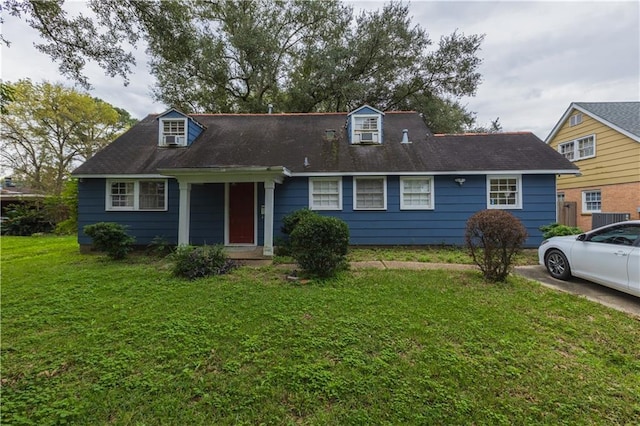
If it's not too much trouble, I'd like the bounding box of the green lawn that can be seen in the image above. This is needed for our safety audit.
[2,236,639,425]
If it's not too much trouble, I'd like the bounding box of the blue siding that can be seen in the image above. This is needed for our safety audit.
[273,174,557,247]
[78,178,180,245]
[79,174,557,248]
[189,183,224,245]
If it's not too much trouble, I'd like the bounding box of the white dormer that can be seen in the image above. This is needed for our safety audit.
[156,108,205,147]
[160,117,187,146]
[348,105,384,144]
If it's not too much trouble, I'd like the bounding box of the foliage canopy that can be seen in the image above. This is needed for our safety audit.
[3,0,485,133]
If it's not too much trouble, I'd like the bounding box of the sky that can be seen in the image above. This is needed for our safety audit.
[1,0,639,141]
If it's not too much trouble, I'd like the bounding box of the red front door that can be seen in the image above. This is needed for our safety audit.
[228,183,255,244]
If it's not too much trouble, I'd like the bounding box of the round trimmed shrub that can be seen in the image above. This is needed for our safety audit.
[290,214,349,278]
[83,222,135,260]
[276,208,319,256]
[465,210,528,282]
[171,244,236,280]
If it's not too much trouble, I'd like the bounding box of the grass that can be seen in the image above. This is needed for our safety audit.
[276,246,539,266]
[2,236,639,424]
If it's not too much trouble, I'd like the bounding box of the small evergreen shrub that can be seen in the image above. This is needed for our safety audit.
[83,222,136,260]
[146,236,173,257]
[276,208,318,256]
[1,203,54,236]
[539,223,583,239]
[465,210,528,282]
[290,214,349,278]
[170,244,236,280]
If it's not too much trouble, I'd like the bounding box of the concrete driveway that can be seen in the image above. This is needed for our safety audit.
[514,265,640,318]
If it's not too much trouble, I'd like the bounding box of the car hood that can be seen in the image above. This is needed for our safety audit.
[547,235,581,243]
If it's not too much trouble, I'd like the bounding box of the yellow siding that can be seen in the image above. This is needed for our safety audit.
[549,111,640,190]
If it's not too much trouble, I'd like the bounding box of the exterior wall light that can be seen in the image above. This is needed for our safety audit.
[454,178,466,186]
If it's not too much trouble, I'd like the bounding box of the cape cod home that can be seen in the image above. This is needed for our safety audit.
[72,105,578,256]
[545,102,640,231]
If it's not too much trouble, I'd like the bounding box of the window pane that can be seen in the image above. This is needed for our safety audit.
[577,137,594,158]
[356,179,384,208]
[311,179,340,209]
[584,191,601,211]
[402,179,431,208]
[139,181,165,210]
[559,142,574,160]
[489,178,518,206]
[163,120,185,135]
[110,182,134,207]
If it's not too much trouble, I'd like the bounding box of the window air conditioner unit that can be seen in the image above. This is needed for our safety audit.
[358,132,378,143]
[163,135,184,146]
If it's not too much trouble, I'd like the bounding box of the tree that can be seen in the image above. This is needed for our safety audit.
[3,0,485,133]
[0,80,134,195]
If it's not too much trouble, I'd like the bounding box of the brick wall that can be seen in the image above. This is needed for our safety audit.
[559,182,640,231]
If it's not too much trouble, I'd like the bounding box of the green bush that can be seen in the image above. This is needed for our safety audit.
[1,202,54,236]
[539,223,583,239]
[276,208,319,256]
[170,244,236,280]
[290,214,349,278]
[465,210,528,282]
[83,222,136,260]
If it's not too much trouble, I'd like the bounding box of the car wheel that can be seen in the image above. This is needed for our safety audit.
[545,249,571,280]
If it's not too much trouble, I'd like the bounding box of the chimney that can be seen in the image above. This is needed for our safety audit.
[268,104,273,114]
[401,129,410,144]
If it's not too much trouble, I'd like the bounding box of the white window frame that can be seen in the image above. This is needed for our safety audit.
[569,113,583,126]
[159,118,188,146]
[106,179,168,211]
[487,175,522,209]
[353,176,387,210]
[582,190,601,213]
[558,134,596,161]
[309,177,342,211]
[400,177,434,210]
[351,114,382,144]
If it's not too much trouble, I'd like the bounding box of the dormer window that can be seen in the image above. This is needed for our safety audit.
[352,115,381,144]
[347,105,384,145]
[160,118,187,146]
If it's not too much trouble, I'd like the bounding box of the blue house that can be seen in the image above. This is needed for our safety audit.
[72,105,578,256]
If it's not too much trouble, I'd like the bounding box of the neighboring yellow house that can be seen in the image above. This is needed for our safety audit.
[545,102,640,231]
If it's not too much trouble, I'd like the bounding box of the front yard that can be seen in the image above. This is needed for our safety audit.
[2,236,639,424]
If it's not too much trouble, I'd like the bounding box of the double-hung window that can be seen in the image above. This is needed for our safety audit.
[160,118,187,146]
[309,177,342,210]
[487,175,522,209]
[352,115,381,144]
[582,190,601,213]
[354,177,386,210]
[558,135,595,161]
[400,177,434,210]
[107,180,167,211]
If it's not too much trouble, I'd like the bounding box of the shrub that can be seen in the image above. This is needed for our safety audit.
[83,222,136,260]
[276,208,318,256]
[465,210,528,282]
[290,214,349,278]
[170,244,236,280]
[539,223,583,239]
[146,236,173,257]
[1,202,54,236]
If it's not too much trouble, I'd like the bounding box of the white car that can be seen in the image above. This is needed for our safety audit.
[538,220,640,297]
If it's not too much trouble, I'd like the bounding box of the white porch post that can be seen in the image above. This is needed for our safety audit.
[178,181,191,245]
[263,180,276,256]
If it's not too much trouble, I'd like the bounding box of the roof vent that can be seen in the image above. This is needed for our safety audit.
[401,129,410,144]
[304,157,310,168]
[325,129,336,140]
[268,104,273,114]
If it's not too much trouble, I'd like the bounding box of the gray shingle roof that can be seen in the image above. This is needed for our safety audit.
[574,102,640,138]
[73,112,577,176]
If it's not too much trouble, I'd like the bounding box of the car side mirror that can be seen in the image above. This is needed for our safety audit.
[577,234,587,241]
